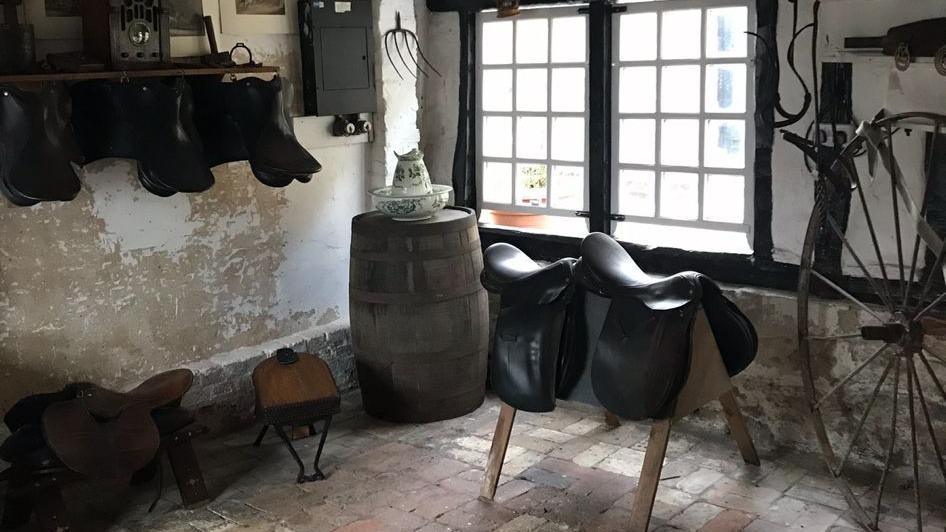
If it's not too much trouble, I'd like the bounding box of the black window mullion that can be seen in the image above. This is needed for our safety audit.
[583,1,614,234]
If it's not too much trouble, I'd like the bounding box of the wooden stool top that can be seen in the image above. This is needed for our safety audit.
[252,350,341,426]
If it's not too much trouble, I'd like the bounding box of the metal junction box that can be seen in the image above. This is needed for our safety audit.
[298,0,376,116]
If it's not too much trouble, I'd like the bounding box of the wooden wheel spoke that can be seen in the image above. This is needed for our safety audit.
[849,154,895,301]
[887,124,908,304]
[812,271,888,324]
[910,361,946,491]
[825,213,896,312]
[915,294,946,324]
[814,343,893,411]
[809,333,864,341]
[905,358,923,531]
[913,249,946,320]
[874,357,901,528]
[904,122,942,311]
[833,356,896,477]
[919,351,946,401]
[919,313,946,338]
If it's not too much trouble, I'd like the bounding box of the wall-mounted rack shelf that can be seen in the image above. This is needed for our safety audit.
[0,65,279,84]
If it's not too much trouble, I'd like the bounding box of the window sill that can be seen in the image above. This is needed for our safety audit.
[477,224,798,292]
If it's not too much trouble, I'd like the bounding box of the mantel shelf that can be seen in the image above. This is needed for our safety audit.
[0,65,280,84]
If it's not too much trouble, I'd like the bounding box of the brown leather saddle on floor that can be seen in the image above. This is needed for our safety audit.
[0,369,195,480]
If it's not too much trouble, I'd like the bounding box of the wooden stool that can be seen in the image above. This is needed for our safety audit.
[480,311,759,531]
[252,348,341,483]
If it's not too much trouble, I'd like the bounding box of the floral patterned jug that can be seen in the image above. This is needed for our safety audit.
[393,149,433,195]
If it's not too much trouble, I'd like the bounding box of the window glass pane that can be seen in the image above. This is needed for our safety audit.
[516,19,549,64]
[483,21,513,64]
[551,68,585,112]
[482,116,512,157]
[516,68,548,112]
[660,119,699,167]
[705,64,746,113]
[706,7,748,58]
[660,65,700,113]
[551,166,584,209]
[482,69,513,112]
[619,66,656,113]
[516,163,548,207]
[704,119,745,168]
[619,169,655,216]
[517,116,548,159]
[620,12,657,61]
[704,173,745,223]
[619,119,656,165]
[660,172,699,220]
[552,17,586,62]
[661,9,701,60]
[483,162,512,204]
[614,222,751,254]
[551,117,584,162]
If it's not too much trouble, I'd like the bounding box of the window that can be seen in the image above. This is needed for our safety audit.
[612,0,754,253]
[477,8,590,237]
[475,1,755,253]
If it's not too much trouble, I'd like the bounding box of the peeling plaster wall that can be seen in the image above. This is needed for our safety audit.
[0,13,377,413]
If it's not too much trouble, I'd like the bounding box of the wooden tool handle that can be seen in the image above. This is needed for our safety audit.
[203,16,219,53]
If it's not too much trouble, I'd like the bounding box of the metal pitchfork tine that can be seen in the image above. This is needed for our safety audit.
[383,11,442,80]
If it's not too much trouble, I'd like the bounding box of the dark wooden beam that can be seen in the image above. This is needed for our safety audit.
[427,0,595,13]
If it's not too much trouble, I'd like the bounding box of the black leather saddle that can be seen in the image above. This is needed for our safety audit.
[482,243,579,412]
[0,83,83,206]
[579,233,757,420]
[70,78,215,197]
[189,76,321,187]
[481,234,757,421]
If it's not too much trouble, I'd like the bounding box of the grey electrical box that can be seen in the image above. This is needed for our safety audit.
[298,0,377,116]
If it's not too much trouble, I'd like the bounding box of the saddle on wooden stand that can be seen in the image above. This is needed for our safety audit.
[0,369,209,531]
[479,233,761,531]
[252,348,340,483]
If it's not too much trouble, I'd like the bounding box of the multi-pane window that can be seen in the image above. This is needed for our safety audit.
[477,8,589,234]
[612,0,754,253]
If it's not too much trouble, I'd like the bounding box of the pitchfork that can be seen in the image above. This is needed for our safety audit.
[383,11,441,80]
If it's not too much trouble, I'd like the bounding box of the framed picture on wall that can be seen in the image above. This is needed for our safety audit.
[219,0,297,34]
[27,0,82,40]
[168,0,219,57]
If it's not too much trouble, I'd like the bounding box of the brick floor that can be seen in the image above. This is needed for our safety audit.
[36,394,946,531]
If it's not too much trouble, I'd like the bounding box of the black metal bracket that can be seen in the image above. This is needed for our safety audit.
[253,416,333,483]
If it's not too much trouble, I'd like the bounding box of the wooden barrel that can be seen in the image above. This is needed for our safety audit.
[350,207,488,423]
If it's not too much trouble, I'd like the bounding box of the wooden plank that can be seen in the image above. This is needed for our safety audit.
[629,419,672,531]
[0,65,279,84]
[719,389,761,466]
[671,310,733,420]
[480,402,516,500]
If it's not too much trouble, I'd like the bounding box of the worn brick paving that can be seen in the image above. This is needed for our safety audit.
[52,394,945,531]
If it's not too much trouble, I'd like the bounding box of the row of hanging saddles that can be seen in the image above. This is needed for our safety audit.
[481,232,759,420]
[0,76,321,207]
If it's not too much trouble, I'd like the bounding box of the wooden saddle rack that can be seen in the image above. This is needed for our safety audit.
[478,233,761,531]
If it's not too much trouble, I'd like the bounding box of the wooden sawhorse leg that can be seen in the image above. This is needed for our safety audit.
[480,402,517,500]
[628,388,759,530]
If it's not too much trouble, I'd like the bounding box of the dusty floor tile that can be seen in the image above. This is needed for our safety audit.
[668,502,725,530]
[698,508,756,531]
[561,418,604,436]
[572,442,620,468]
[596,447,646,477]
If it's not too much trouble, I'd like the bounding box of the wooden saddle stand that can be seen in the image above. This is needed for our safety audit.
[479,310,760,531]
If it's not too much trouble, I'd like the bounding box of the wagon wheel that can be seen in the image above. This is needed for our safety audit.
[797,112,946,531]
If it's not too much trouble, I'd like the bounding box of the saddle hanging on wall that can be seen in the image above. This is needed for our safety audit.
[0,83,82,206]
[189,76,321,187]
[70,78,215,197]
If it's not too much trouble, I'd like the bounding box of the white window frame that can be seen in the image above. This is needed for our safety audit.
[476,6,591,218]
[610,0,756,242]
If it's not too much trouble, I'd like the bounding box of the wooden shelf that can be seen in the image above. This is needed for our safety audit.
[0,65,279,84]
